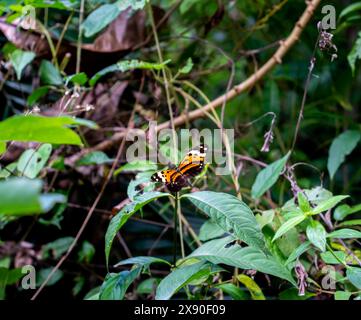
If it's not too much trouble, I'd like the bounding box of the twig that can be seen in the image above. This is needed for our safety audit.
[70,0,320,157]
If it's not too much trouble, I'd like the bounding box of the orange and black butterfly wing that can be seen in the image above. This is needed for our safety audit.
[151,169,185,192]
[178,144,207,178]
[151,144,207,192]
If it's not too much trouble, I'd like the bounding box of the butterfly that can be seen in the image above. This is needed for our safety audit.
[151,144,207,192]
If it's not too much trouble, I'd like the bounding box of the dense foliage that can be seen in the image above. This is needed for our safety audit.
[0,0,361,300]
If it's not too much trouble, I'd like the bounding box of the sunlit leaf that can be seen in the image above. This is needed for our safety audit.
[0,115,97,145]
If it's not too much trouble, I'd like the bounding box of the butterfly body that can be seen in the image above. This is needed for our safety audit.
[151,144,207,192]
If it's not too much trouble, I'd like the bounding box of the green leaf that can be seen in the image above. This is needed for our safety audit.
[320,251,346,265]
[306,220,326,252]
[65,72,88,86]
[339,2,361,20]
[179,58,193,74]
[285,241,312,265]
[76,151,112,166]
[27,86,49,106]
[251,151,290,199]
[100,268,141,300]
[9,49,35,80]
[298,192,311,213]
[312,195,349,215]
[42,237,74,259]
[183,191,265,250]
[77,241,95,264]
[348,32,361,76]
[327,131,361,179]
[82,0,147,38]
[0,178,65,215]
[255,210,275,229]
[114,256,171,268]
[334,204,361,221]
[279,288,315,300]
[89,59,171,86]
[82,3,120,37]
[114,160,157,176]
[0,115,97,145]
[237,274,265,300]
[187,236,295,285]
[155,261,211,300]
[335,291,352,300]
[180,0,198,14]
[17,143,52,178]
[272,214,306,242]
[137,278,160,295]
[105,192,170,266]
[36,268,63,286]
[339,219,361,227]
[215,283,249,300]
[198,219,225,242]
[347,267,361,289]
[327,229,361,239]
[39,60,63,85]
[0,267,24,298]
[0,141,6,155]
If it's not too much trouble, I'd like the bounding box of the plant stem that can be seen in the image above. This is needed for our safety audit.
[76,0,85,75]
[177,195,185,259]
[173,192,178,266]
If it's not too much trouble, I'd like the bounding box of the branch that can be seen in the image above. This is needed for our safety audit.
[67,0,321,160]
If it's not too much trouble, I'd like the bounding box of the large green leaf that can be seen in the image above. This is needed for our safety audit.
[105,192,170,266]
[89,59,171,86]
[187,236,295,285]
[306,220,326,252]
[327,131,361,179]
[183,191,265,250]
[0,115,97,145]
[251,151,290,199]
[82,0,148,37]
[9,49,35,80]
[0,178,65,215]
[198,219,225,242]
[155,261,212,300]
[100,268,141,300]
